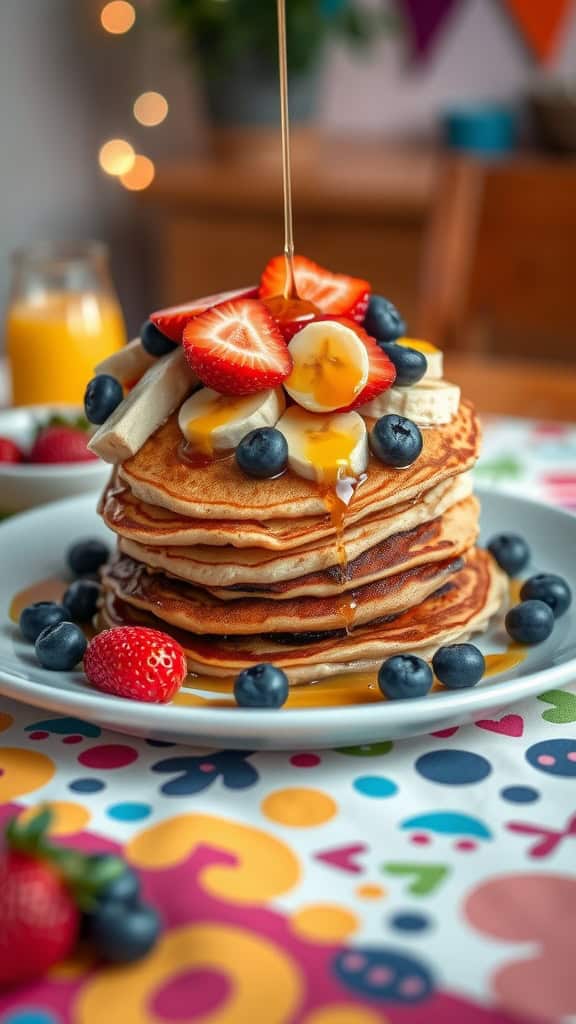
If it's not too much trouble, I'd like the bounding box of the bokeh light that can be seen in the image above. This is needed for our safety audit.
[120,154,156,191]
[133,91,169,127]
[99,139,135,176]
[100,1,136,35]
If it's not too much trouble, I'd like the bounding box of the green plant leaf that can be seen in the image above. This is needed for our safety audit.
[161,0,393,75]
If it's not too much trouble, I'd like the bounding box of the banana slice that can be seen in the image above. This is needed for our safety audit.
[178,387,285,454]
[358,378,460,427]
[396,338,443,380]
[95,338,155,387]
[284,320,369,413]
[88,348,197,464]
[277,405,368,484]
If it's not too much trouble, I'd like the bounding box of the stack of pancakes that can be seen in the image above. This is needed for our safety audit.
[97,399,506,684]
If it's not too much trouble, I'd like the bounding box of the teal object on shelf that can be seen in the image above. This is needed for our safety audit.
[442,105,517,156]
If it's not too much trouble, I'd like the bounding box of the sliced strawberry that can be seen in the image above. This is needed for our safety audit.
[182,298,292,396]
[345,327,396,410]
[151,286,258,343]
[261,294,321,341]
[260,255,370,323]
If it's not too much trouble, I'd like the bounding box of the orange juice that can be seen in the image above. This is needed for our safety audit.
[7,291,126,406]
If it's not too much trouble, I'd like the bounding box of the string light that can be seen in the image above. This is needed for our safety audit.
[99,139,135,176]
[120,154,156,191]
[133,92,169,127]
[98,11,162,192]
[100,1,136,35]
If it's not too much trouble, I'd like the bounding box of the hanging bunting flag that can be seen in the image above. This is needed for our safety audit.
[397,0,463,63]
[500,0,572,64]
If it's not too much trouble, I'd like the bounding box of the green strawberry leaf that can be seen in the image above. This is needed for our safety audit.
[6,806,53,851]
[34,413,90,442]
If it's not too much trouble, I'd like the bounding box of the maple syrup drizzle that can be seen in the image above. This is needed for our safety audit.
[185,395,254,458]
[277,0,297,300]
[178,441,233,470]
[276,0,356,626]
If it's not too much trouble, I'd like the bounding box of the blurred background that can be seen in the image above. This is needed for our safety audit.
[1,0,576,416]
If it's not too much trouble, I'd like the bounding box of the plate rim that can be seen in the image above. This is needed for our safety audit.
[0,487,574,732]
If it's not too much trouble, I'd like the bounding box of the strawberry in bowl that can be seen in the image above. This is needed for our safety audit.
[0,405,110,514]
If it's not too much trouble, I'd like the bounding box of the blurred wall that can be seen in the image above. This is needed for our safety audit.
[0,1,103,322]
[0,0,202,336]
[0,0,575,341]
[323,0,576,137]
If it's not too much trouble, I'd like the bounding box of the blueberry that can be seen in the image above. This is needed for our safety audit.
[505,600,555,645]
[19,601,71,643]
[83,854,140,905]
[100,866,140,905]
[487,534,530,576]
[234,663,289,708]
[432,643,485,689]
[370,415,423,468]
[380,343,427,387]
[140,320,177,357]
[67,538,110,577]
[235,427,288,479]
[84,374,123,426]
[363,295,406,342]
[378,655,433,700]
[87,900,161,963]
[520,573,572,619]
[35,621,87,671]
[63,580,101,623]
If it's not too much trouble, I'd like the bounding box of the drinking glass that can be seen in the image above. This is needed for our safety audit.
[6,241,127,406]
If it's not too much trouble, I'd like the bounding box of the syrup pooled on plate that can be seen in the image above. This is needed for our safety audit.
[174,669,383,709]
[484,646,526,677]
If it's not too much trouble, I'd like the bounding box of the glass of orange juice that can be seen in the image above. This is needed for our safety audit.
[6,241,127,406]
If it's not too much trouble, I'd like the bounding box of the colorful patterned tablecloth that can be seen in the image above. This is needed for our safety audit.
[0,416,575,1024]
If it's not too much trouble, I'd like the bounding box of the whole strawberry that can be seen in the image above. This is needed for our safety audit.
[0,437,24,464]
[29,425,97,464]
[0,848,79,987]
[84,626,187,702]
[0,809,86,988]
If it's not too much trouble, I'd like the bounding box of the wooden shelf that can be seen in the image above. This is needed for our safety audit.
[139,144,438,321]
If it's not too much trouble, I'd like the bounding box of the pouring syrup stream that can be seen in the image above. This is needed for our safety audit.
[277,0,298,301]
[276,1,355,626]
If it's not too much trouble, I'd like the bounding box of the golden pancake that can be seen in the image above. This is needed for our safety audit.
[205,497,479,599]
[104,471,471,569]
[99,548,506,684]
[121,495,478,598]
[102,470,471,553]
[118,401,480,521]
[102,549,465,635]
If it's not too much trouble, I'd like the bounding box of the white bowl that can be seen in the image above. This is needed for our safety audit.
[0,405,110,515]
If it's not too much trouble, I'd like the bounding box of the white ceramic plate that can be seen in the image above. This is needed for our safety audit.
[0,490,574,750]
